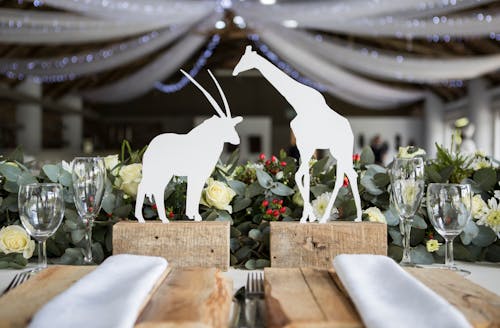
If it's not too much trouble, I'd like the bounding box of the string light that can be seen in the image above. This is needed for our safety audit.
[154,34,220,94]
[248,34,326,92]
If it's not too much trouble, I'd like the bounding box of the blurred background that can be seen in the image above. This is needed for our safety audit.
[0,0,499,165]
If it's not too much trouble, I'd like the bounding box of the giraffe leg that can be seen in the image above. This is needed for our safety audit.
[346,168,362,222]
[295,148,315,223]
[320,162,344,224]
[134,182,146,223]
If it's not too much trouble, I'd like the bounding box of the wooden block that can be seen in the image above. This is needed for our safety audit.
[406,268,500,328]
[113,221,230,271]
[0,265,95,328]
[136,267,232,328]
[270,221,387,268]
[264,267,362,328]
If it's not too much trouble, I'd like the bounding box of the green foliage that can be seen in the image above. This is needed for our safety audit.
[0,142,499,269]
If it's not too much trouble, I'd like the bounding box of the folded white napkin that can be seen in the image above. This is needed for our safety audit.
[29,254,168,328]
[333,254,472,328]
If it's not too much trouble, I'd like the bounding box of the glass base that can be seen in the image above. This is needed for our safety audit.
[399,261,417,267]
[415,264,471,276]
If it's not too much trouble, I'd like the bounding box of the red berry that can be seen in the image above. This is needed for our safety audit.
[271,155,278,162]
[106,213,113,218]
[265,160,271,166]
[168,212,174,219]
[261,200,269,207]
[280,161,287,167]
[272,199,278,204]
[259,153,266,161]
[266,209,273,215]
[343,177,349,187]
[152,204,157,210]
[278,199,283,205]
[279,207,286,213]
[356,154,361,161]
[273,210,280,217]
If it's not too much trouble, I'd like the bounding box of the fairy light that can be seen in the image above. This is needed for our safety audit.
[154,34,220,94]
[248,34,326,92]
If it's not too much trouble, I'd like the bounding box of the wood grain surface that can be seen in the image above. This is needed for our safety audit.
[113,221,230,270]
[265,267,500,328]
[0,266,231,328]
[270,222,387,268]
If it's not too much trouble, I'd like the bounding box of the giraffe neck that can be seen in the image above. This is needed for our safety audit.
[251,55,309,112]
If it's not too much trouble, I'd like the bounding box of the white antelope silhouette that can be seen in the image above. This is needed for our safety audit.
[134,70,243,223]
[233,46,362,223]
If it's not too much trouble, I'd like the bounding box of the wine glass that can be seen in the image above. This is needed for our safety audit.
[18,183,65,272]
[71,157,106,264]
[426,183,472,273]
[389,158,425,266]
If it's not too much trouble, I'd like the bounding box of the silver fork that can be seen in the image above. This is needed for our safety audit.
[2,271,32,295]
[245,272,265,327]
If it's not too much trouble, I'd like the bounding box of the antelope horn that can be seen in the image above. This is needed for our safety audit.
[180,69,225,118]
[207,69,231,118]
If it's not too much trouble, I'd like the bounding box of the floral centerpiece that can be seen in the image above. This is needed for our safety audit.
[0,142,498,269]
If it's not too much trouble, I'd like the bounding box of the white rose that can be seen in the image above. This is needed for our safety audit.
[104,155,120,175]
[0,225,36,259]
[363,207,387,223]
[200,178,236,213]
[397,146,426,159]
[118,163,142,197]
[471,194,487,220]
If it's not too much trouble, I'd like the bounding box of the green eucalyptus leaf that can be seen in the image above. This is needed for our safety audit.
[0,163,22,182]
[471,225,497,247]
[17,171,37,186]
[91,242,105,264]
[59,171,72,187]
[311,184,330,198]
[312,156,329,176]
[230,238,241,252]
[246,181,265,198]
[271,182,294,196]
[484,243,500,262]
[57,247,84,265]
[460,220,480,245]
[360,146,375,166]
[256,259,270,269]
[235,246,251,261]
[71,229,86,243]
[233,197,252,213]
[388,228,402,246]
[248,228,262,241]
[101,193,116,214]
[383,206,400,226]
[388,244,403,262]
[227,180,246,196]
[230,226,241,238]
[245,259,256,270]
[373,173,390,188]
[216,211,233,224]
[410,245,434,264]
[4,180,19,193]
[114,204,133,218]
[42,164,61,182]
[256,169,274,189]
[411,215,427,229]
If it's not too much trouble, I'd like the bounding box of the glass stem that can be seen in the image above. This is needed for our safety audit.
[83,218,93,264]
[401,218,412,265]
[445,238,454,269]
[38,240,47,270]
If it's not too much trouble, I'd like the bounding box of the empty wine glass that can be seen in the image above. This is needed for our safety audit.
[426,183,472,273]
[18,183,65,272]
[72,157,106,264]
[389,158,425,266]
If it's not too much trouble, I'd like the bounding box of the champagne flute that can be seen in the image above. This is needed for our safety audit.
[71,157,106,264]
[18,183,65,272]
[389,158,425,266]
[426,183,472,273]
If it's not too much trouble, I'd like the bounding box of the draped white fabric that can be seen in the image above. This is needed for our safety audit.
[0,8,211,43]
[0,25,191,78]
[0,0,497,107]
[82,34,207,103]
[270,27,500,82]
[255,28,425,109]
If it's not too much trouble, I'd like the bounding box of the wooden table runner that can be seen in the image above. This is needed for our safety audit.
[265,267,500,328]
[0,266,232,328]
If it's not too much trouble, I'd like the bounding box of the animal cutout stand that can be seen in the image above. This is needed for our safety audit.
[113,70,239,270]
[233,45,362,223]
[233,46,375,265]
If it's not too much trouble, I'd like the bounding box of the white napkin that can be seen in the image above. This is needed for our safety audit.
[29,254,168,328]
[333,254,472,328]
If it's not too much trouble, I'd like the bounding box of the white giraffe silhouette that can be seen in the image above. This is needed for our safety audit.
[134,69,243,223]
[233,46,361,223]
